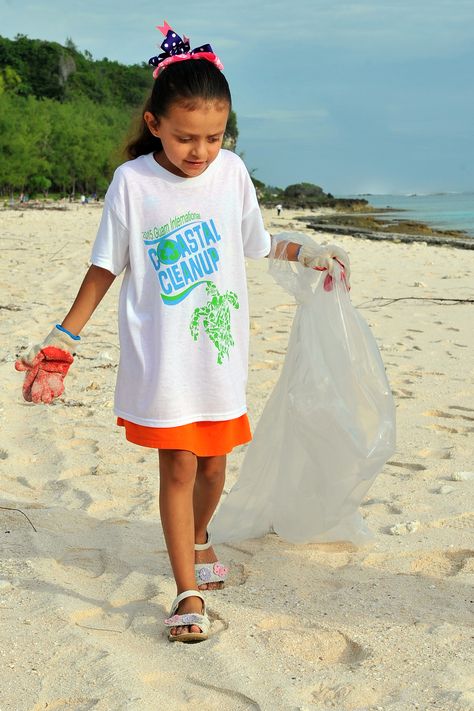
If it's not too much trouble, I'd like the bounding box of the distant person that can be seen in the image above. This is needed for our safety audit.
[80,194,86,205]
[276,203,283,216]
[15,21,350,644]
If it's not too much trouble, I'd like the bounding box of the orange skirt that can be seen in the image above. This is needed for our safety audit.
[116,414,251,456]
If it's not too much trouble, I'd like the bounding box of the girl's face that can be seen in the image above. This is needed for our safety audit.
[144,100,230,178]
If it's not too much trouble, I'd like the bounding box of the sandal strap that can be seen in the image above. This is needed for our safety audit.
[164,611,210,633]
[194,532,212,551]
[195,562,229,584]
[169,589,205,615]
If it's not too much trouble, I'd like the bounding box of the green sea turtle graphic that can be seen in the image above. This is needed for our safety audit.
[190,281,240,364]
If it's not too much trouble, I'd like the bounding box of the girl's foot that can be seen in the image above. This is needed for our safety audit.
[168,593,207,639]
[195,533,228,590]
[195,544,224,590]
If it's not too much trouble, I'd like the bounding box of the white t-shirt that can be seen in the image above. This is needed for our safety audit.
[91,150,271,427]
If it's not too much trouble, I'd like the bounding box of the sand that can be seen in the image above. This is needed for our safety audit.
[1,204,473,711]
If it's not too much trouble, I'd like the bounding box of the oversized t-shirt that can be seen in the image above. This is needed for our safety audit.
[91,149,271,427]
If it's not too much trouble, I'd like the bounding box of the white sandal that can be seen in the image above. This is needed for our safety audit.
[164,590,210,643]
[195,533,229,587]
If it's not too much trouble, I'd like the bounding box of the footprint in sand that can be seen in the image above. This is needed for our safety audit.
[143,672,259,709]
[250,360,279,371]
[423,409,474,422]
[391,387,414,399]
[428,513,474,531]
[425,423,474,435]
[69,571,170,636]
[216,543,255,587]
[59,436,100,453]
[416,447,453,460]
[312,681,381,710]
[275,303,295,313]
[223,562,248,587]
[387,461,427,472]
[70,607,131,633]
[257,615,368,665]
[57,547,107,578]
[410,550,474,577]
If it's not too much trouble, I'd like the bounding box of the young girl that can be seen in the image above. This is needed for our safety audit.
[16,23,350,643]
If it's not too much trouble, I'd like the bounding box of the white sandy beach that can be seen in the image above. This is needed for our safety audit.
[1,204,473,711]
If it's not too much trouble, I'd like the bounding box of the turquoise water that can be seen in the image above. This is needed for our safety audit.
[346,192,474,237]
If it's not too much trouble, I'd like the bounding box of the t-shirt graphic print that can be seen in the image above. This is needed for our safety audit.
[144,213,239,364]
[91,149,271,427]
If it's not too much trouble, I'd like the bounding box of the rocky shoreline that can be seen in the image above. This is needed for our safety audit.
[298,210,474,250]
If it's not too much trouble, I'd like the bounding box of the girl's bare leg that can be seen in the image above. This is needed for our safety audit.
[158,449,202,636]
[193,454,226,590]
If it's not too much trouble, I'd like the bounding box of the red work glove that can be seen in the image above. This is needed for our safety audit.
[15,347,74,403]
[15,325,79,404]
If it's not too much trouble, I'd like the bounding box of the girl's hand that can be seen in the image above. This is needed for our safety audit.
[297,242,351,287]
[20,326,78,367]
[15,326,78,404]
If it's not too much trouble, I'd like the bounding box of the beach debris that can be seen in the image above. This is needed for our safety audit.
[413,281,427,288]
[450,471,474,481]
[437,485,455,495]
[93,351,116,369]
[97,350,114,363]
[357,296,474,308]
[389,520,421,535]
[0,506,37,531]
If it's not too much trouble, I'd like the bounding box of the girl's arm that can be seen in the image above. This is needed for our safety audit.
[272,240,301,261]
[61,264,117,336]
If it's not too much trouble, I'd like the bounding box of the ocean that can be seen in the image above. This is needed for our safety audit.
[345,192,474,237]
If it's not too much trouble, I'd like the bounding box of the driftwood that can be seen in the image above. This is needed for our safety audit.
[358,296,473,308]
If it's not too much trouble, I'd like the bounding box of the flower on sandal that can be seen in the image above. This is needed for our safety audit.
[165,613,202,625]
[198,567,212,582]
[213,563,228,577]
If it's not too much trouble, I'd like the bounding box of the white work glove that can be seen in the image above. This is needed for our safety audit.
[20,325,79,366]
[297,242,351,287]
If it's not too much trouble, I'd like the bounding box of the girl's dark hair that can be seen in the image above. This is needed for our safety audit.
[125,60,232,160]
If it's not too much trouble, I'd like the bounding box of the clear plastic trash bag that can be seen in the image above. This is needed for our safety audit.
[210,232,396,545]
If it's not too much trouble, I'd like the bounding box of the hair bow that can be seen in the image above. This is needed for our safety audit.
[148,21,224,78]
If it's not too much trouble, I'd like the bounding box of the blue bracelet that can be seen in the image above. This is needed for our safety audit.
[55,324,81,341]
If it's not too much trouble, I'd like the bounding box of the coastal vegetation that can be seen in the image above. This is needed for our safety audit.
[0,34,366,215]
[0,34,361,211]
[253,180,368,210]
[0,35,238,197]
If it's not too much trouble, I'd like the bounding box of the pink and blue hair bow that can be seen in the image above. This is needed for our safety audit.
[148,21,224,78]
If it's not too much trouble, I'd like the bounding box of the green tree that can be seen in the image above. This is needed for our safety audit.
[0,66,22,94]
[0,34,239,196]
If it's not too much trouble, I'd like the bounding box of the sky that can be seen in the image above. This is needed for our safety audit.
[1,0,474,195]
